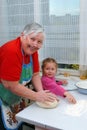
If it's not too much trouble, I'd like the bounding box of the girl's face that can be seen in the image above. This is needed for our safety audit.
[21,32,44,55]
[43,62,57,77]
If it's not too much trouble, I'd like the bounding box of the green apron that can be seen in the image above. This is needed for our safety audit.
[0,55,33,130]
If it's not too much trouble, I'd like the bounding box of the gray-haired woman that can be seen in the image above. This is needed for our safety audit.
[0,23,57,130]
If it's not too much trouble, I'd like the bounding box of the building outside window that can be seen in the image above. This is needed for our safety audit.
[0,0,87,75]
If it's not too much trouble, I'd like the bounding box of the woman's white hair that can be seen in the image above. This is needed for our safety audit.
[22,22,44,36]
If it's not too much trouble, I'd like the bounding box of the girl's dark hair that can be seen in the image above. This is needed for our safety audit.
[41,57,58,71]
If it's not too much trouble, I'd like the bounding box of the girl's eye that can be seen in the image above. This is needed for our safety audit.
[46,68,49,70]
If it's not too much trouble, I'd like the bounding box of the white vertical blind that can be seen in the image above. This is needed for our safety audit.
[0,0,34,45]
[80,0,87,65]
[0,0,9,45]
[34,0,41,23]
[1,0,87,66]
[39,0,80,64]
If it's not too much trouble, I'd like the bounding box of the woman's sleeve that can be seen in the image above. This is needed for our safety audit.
[32,52,40,73]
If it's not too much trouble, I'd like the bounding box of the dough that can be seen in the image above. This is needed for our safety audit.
[36,100,59,109]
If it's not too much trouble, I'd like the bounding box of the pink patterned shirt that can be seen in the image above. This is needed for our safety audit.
[41,75,67,97]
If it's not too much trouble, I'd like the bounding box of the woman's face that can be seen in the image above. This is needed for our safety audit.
[43,62,57,78]
[21,32,44,55]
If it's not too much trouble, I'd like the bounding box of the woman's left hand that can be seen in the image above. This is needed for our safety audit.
[35,90,59,103]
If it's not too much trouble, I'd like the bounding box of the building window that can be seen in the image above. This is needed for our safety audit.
[1,0,87,72]
[39,0,80,68]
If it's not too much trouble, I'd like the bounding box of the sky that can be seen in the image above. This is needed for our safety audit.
[50,0,80,16]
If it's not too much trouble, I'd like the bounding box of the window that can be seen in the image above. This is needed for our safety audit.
[0,0,87,71]
[0,0,34,45]
[39,0,80,67]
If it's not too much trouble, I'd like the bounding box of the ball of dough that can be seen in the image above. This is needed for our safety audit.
[36,100,59,109]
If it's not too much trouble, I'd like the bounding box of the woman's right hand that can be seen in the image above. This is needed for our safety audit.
[36,90,58,103]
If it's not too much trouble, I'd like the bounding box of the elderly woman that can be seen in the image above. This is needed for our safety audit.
[0,23,57,130]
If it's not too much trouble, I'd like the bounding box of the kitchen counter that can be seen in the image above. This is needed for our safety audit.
[16,76,87,130]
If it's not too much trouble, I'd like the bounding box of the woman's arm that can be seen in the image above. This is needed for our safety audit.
[1,78,57,103]
[32,72,43,91]
[1,79,37,100]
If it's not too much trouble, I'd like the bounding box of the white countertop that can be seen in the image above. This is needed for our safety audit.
[16,77,87,130]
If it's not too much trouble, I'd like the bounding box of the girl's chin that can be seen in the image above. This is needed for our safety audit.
[47,75,53,77]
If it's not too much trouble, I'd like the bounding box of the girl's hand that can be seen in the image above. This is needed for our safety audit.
[62,80,68,85]
[64,91,76,104]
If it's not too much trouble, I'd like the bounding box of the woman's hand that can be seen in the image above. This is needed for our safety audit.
[64,91,76,104]
[36,90,58,103]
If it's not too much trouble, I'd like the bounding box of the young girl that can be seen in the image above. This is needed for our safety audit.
[41,57,76,104]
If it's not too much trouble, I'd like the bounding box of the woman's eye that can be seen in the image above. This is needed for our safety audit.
[31,38,35,41]
[38,41,42,45]
[38,41,41,44]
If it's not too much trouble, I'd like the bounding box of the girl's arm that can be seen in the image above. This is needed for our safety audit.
[42,77,66,97]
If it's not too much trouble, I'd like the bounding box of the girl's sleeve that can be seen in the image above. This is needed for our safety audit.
[56,80,63,85]
[41,77,66,97]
